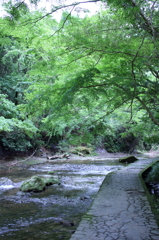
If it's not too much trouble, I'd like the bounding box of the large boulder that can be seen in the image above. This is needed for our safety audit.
[119,155,138,163]
[20,176,45,192]
[20,175,60,192]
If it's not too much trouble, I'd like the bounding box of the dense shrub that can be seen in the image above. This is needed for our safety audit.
[146,163,159,183]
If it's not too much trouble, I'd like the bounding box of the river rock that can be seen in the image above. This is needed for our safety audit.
[20,176,46,192]
[44,177,60,186]
[59,220,75,227]
[20,176,60,192]
[119,155,138,163]
[16,191,31,197]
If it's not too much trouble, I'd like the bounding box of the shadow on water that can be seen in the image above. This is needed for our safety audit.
[0,158,125,240]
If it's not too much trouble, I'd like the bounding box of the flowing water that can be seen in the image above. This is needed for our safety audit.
[0,157,125,240]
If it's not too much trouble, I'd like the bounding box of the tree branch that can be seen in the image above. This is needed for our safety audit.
[48,5,76,38]
[130,0,156,37]
[9,148,37,170]
[136,96,159,126]
[131,35,146,113]
[21,0,100,25]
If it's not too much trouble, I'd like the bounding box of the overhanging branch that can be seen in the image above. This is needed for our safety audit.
[136,96,159,126]
[21,0,100,25]
[130,0,157,37]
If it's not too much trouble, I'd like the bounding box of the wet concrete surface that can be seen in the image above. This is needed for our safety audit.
[70,158,159,240]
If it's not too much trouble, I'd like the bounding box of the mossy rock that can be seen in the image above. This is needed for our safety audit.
[119,155,138,163]
[20,176,60,192]
[47,171,56,174]
[20,176,45,192]
[43,177,60,186]
[70,146,93,155]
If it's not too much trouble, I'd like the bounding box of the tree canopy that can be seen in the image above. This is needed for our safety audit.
[0,0,159,154]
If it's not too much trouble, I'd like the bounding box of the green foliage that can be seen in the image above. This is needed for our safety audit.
[1,132,32,152]
[0,92,37,152]
[0,13,41,152]
[146,163,159,183]
[0,116,38,151]
[0,1,159,154]
[0,94,17,118]
[3,1,29,21]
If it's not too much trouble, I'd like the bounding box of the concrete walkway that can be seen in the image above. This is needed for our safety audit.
[70,158,159,240]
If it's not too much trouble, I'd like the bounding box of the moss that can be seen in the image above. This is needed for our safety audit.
[43,177,60,186]
[47,171,56,174]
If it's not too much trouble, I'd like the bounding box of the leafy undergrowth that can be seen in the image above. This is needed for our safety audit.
[144,162,159,224]
[146,163,159,183]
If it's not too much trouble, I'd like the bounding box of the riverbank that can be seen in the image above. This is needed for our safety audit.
[0,150,149,172]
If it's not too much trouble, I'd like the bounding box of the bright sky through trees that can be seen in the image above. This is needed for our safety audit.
[0,0,101,19]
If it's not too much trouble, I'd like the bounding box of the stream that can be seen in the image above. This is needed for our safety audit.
[0,157,126,240]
